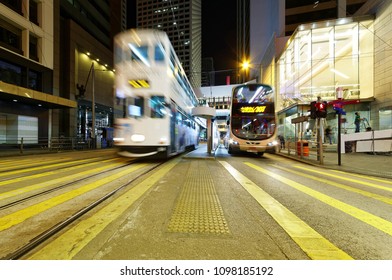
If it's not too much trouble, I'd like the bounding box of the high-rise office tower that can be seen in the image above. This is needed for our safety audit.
[135,0,202,89]
[55,0,126,139]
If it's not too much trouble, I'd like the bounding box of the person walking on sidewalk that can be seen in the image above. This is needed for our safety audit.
[325,126,332,144]
[354,112,362,133]
[278,135,285,150]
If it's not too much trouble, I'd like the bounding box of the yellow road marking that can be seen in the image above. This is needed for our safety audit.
[0,158,97,183]
[0,159,122,201]
[0,158,73,172]
[293,165,392,192]
[219,161,352,260]
[329,169,392,185]
[246,162,392,237]
[272,164,392,205]
[0,163,147,232]
[28,158,180,260]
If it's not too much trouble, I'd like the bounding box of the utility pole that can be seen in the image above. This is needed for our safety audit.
[92,62,95,148]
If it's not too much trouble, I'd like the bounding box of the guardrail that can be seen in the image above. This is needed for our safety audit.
[0,137,113,155]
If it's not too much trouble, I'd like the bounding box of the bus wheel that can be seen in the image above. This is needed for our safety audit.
[257,152,264,156]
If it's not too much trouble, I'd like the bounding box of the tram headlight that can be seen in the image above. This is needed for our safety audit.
[159,137,168,144]
[131,134,145,142]
[113,137,124,142]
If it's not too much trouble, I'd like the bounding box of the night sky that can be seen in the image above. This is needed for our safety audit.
[126,0,237,72]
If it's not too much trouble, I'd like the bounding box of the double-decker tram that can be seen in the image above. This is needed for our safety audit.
[113,29,202,158]
[225,83,278,156]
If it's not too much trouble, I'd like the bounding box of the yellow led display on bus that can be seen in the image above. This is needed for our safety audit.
[239,106,267,113]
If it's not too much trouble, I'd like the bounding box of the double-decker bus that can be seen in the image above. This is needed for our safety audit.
[113,29,202,158]
[225,83,278,156]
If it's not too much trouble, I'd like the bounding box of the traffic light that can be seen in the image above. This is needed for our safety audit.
[316,101,328,118]
[310,101,317,119]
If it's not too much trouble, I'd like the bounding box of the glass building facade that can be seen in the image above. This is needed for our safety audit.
[276,16,375,140]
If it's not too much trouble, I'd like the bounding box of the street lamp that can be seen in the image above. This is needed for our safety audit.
[76,62,96,147]
[241,60,250,70]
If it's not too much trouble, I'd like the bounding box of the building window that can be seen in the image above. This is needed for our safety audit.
[0,59,23,86]
[379,106,392,130]
[0,19,22,55]
[28,69,41,91]
[29,35,39,62]
[277,19,374,108]
[0,0,22,15]
[29,0,39,25]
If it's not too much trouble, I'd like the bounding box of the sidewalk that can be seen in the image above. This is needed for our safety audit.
[277,146,392,179]
[185,143,392,179]
[1,143,390,179]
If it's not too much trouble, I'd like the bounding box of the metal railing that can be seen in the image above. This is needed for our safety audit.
[0,137,113,155]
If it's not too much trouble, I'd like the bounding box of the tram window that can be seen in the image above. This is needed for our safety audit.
[129,44,149,65]
[150,96,166,118]
[176,113,182,125]
[127,97,144,118]
[155,44,165,62]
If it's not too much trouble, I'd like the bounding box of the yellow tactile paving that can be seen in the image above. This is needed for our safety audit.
[220,161,353,260]
[167,161,230,234]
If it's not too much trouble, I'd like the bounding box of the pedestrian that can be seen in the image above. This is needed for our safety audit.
[325,126,332,144]
[278,135,285,149]
[354,112,362,133]
[305,129,312,140]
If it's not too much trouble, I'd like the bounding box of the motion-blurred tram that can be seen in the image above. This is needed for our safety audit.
[113,29,202,158]
[225,83,278,156]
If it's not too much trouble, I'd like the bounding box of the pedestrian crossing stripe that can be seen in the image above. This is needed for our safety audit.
[271,164,392,205]
[219,161,353,260]
[293,165,392,192]
[245,162,392,238]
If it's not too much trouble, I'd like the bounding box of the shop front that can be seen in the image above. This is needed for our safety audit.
[276,16,375,139]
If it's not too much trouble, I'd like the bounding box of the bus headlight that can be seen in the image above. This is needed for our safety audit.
[267,140,279,146]
[229,139,239,145]
[131,134,145,142]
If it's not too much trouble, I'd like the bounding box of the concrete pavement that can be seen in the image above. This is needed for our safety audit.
[184,143,392,179]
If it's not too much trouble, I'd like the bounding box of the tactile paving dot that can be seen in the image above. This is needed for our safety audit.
[167,161,230,235]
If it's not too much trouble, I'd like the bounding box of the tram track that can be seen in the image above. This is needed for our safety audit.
[0,160,135,210]
[1,158,167,260]
[0,155,119,181]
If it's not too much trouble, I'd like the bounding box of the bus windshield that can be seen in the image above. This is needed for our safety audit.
[231,84,275,140]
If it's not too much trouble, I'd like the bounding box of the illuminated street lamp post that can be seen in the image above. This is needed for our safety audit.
[241,60,250,83]
[76,62,96,148]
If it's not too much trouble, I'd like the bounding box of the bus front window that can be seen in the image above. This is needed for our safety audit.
[232,115,275,140]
